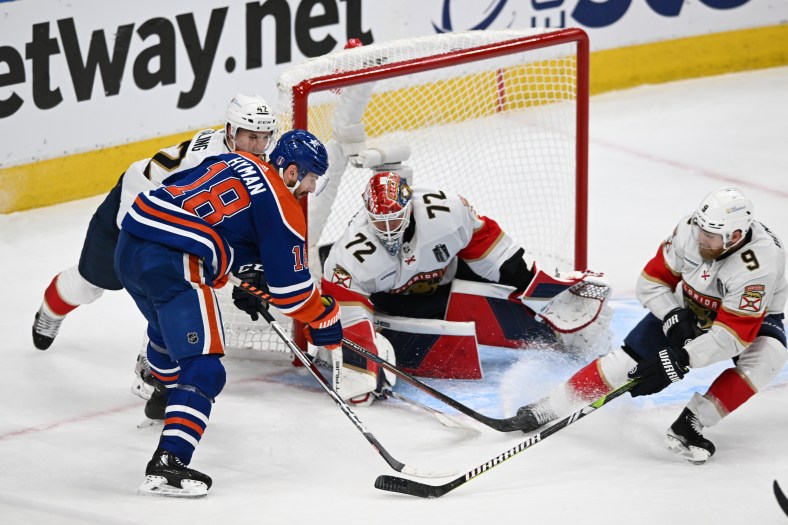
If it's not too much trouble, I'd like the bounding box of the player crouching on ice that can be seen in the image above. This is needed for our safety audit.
[320,171,612,407]
[512,187,786,464]
[115,129,342,497]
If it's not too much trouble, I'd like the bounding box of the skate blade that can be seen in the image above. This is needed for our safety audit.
[666,434,710,465]
[137,475,209,498]
[136,417,163,429]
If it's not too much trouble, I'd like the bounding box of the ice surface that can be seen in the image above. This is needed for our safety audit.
[2,67,787,524]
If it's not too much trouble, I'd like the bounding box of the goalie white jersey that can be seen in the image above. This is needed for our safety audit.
[116,128,231,228]
[323,188,524,301]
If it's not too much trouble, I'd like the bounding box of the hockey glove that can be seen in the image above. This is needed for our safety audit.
[304,295,343,349]
[231,265,270,321]
[662,307,702,353]
[627,347,689,397]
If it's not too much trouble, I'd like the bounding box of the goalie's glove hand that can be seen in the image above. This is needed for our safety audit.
[304,295,343,349]
[627,347,689,397]
[231,265,270,321]
[662,307,702,353]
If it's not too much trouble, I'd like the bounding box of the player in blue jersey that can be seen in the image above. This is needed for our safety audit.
[32,94,277,351]
[116,130,343,497]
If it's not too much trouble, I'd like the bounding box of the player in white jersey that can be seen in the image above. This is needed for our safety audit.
[32,94,277,350]
[513,187,787,463]
[321,171,610,405]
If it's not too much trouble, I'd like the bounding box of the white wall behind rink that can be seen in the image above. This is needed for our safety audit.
[0,0,783,167]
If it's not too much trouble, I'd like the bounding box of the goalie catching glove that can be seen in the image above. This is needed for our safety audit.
[304,295,343,349]
[231,264,270,321]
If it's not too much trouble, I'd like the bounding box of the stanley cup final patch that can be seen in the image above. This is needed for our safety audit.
[739,284,765,312]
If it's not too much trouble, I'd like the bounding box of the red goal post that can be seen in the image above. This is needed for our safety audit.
[221,28,589,353]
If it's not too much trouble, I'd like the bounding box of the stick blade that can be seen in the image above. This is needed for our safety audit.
[374,475,449,499]
[774,480,788,516]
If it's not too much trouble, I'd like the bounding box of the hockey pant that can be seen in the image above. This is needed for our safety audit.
[116,231,227,463]
[39,176,125,318]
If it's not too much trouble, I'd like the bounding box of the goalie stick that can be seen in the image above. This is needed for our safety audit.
[374,379,637,498]
[774,480,788,517]
[228,275,455,479]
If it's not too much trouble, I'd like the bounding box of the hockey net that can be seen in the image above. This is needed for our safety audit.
[217,28,589,354]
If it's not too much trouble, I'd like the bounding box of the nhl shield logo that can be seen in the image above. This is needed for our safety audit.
[187,332,200,344]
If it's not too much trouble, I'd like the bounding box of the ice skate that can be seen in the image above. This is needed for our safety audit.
[666,408,716,465]
[137,381,168,428]
[130,353,156,401]
[32,308,64,350]
[138,448,212,498]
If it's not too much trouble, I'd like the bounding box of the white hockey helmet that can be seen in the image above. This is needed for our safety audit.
[692,187,753,248]
[225,94,277,144]
[363,172,413,256]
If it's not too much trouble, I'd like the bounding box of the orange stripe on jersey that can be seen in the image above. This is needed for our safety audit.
[136,197,230,278]
[457,216,504,261]
[641,243,681,290]
[165,417,205,436]
[164,161,227,197]
[289,291,326,324]
[237,151,307,239]
[267,288,314,307]
[714,306,765,344]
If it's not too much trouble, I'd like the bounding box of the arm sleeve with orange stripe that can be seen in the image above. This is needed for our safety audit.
[248,159,325,325]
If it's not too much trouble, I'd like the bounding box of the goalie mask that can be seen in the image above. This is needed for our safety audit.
[363,172,413,256]
[225,94,277,154]
[691,187,753,252]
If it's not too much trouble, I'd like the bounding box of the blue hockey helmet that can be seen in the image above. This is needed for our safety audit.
[269,129,329,181]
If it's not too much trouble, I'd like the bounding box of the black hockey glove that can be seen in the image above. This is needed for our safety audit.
[662,307,702,353]
[627,347,689,397]
[232,264,270,321]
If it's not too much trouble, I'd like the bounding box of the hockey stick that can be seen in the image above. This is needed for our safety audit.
[374,379,637,498]
[228,276,455,479]
[386,390,481,434]
[774,480,788,517]
[341,338,530,432]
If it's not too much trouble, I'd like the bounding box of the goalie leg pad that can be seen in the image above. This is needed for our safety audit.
[336,320,383,405]
[376,313,482,380]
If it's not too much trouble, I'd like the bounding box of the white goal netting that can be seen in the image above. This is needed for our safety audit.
[219,28,589,354]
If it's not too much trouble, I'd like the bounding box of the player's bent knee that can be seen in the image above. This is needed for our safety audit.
[178,355,227,400]
[736,335,788,390]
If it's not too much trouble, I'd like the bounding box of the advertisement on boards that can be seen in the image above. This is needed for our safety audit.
[0,0,782,169]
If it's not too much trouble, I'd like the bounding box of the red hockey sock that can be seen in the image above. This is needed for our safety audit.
[43,275,79,316]
[567,359,609,401]
[706,368,756,415]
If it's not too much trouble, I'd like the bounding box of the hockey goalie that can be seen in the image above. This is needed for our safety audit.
[318,168,612,405]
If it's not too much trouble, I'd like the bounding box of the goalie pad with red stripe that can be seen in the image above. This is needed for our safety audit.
[374,314,482,380]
